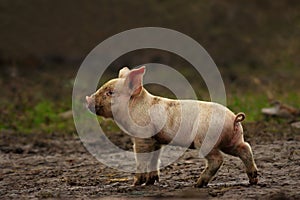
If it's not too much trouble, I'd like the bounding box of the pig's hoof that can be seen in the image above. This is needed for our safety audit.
[249,177,258,185]
[145,171,159,185]
[133,172,159,186]
[248,170,258,185]
[133,173,147,186]
[195,179,208,188]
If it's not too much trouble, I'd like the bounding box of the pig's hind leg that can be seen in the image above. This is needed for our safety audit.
[236,142,258,184]
[226,142,258,185]
[195,149,223,187]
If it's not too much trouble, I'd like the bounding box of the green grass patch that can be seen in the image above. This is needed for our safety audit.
[1,90,299,134]
[228,91,300,122]
[228,94,269,122]
[1,100,75,134]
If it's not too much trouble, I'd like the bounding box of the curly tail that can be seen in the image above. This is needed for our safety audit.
[234,112,246,133]
[235,112,246,123]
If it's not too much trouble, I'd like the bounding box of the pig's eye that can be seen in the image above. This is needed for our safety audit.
[106,90,114,96]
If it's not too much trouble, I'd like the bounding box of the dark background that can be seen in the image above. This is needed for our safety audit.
[0,0,299,131]
[1,0,299,67]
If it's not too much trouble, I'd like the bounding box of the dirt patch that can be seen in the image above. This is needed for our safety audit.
[1,122,300,199]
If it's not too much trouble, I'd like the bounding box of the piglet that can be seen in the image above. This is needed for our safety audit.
[86,66,258,187]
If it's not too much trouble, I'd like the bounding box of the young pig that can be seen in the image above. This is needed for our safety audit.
[86,66,258,187]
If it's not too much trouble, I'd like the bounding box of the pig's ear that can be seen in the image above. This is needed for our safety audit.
[118,67,130,78]
[124,66,146,96]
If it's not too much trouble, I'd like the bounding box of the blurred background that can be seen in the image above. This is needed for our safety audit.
[1,0,299,134]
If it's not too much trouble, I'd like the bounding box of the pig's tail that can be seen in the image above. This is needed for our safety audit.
[233,112,246,133]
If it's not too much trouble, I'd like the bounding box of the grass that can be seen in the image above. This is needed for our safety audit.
[1,87,299,134]
[228,93,270,122]
[0,100,75,134]
[228,90,300,122]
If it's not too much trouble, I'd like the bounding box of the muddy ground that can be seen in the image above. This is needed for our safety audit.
[0,122,299,199]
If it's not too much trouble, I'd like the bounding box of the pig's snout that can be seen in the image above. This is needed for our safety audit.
[86,95,96,113]
[86,95,104,115]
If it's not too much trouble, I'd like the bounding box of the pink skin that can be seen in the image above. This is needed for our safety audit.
[86,66,258,187]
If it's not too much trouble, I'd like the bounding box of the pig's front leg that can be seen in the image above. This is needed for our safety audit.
[133,137,161,186]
